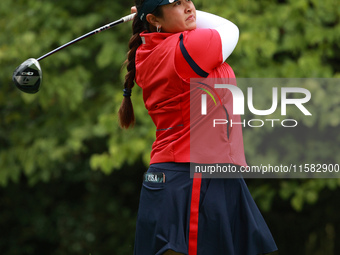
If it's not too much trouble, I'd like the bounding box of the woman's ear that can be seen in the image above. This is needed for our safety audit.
[146,13,161,28]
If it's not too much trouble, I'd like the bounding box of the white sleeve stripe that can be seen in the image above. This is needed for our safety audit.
[195,10,239,62]
[215,23,239,63]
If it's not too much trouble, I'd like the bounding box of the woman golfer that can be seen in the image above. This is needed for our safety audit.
[119,0,278,254]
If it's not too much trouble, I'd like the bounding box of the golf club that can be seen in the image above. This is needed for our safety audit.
[12,13,136,94]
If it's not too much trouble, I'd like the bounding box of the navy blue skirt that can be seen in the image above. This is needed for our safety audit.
[134,163,277,255]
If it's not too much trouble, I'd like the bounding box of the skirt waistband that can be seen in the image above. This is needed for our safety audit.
[149,162,191,172]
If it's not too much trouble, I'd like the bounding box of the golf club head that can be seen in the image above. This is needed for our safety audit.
[12,58,42,94]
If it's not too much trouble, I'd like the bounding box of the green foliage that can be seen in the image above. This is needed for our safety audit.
[0,0,154,185]
[0,161,143,255]
[1,0,340,254]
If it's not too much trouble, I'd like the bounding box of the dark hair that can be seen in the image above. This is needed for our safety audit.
[118,1,163,129]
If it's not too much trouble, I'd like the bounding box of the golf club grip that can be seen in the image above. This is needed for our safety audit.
[37,13,136,61]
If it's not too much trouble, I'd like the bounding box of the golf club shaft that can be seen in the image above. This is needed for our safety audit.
[37,13,136,61]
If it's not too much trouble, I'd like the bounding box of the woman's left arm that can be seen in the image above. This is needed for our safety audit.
[195,10,239,62]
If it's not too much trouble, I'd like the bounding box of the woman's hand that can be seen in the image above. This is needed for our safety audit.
[131,6,137,14]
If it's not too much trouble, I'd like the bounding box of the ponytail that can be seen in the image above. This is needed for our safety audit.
[118,14,145,129]
[118,1,163,128]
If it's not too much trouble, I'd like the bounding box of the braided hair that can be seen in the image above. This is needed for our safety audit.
[118,0,163,128]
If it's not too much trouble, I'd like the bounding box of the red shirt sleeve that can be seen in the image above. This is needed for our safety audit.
[175,29,223,80]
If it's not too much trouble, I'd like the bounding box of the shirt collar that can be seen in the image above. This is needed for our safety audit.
[140,31,177,49]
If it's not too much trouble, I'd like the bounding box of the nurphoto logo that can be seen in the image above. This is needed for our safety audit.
[197,79,312,128]
[190,78,339,179]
